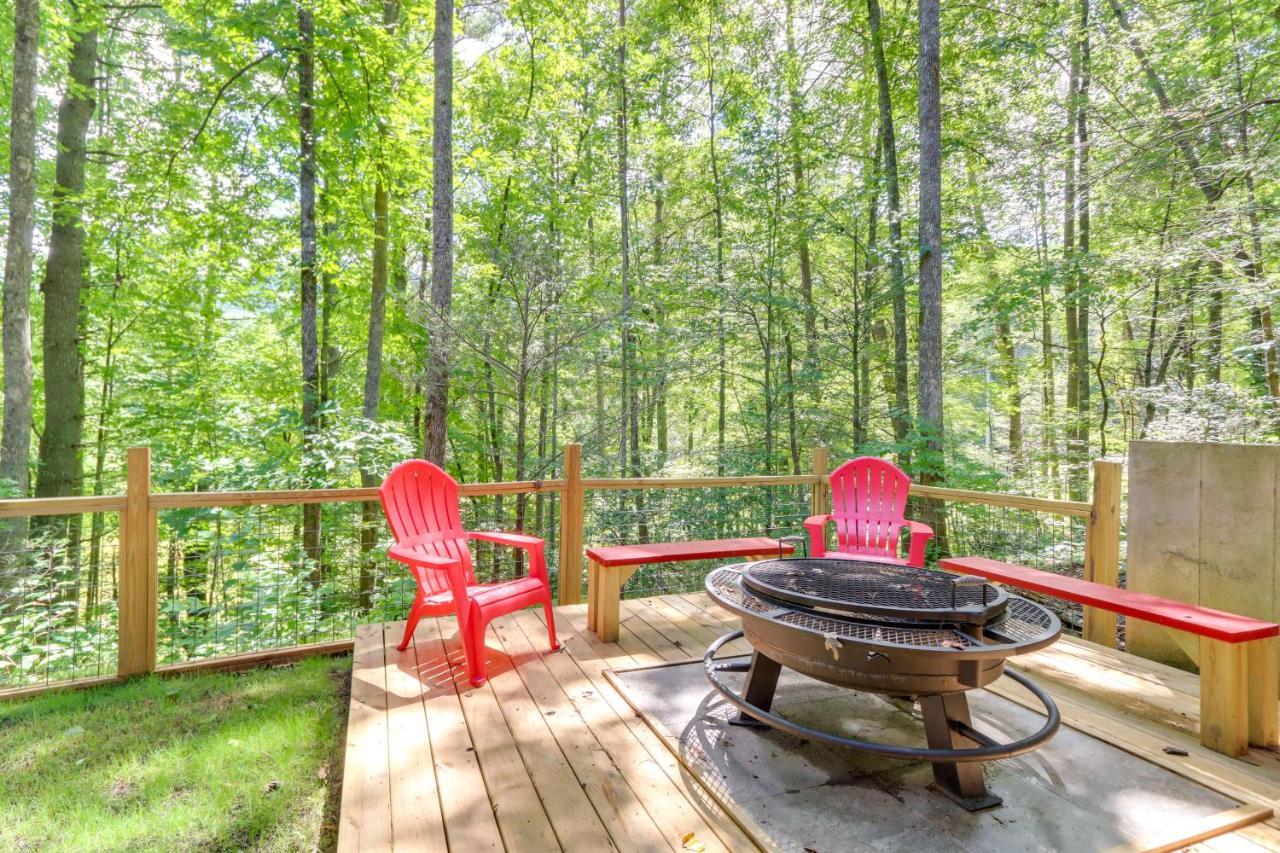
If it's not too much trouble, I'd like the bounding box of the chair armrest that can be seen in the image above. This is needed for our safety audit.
[388,544,473,621]
[903,520,935,568]
[388,543,460,570]
[467,530,548,581]
[804,514,832,558]
[468,530,543,548]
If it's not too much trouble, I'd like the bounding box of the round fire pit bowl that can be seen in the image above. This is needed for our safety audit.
[703,559,1063,811]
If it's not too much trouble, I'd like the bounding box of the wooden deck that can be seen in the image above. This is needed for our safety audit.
[338,594,1280,852]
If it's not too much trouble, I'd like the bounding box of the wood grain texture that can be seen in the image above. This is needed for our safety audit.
[337,598,1280,851]
[1201,637,1250,756]
[558,442,583,605]
[118,447,156,677]
[1084,459,1124,646]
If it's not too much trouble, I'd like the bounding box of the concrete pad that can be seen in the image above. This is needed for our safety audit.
[612,658,1242,852]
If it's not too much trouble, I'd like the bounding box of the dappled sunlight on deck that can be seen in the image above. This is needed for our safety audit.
[338,594,1280,852]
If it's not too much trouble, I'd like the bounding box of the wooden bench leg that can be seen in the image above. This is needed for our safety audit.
[1200,637,1249,757]
[599,563,621,643]
[586,558,600,633]
[1246,636,1278,749]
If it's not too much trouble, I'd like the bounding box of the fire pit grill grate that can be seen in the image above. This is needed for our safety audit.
[743,558,1009,626]
[774,609,984,650]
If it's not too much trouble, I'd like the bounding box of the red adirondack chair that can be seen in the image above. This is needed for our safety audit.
[804,456,935,568]
[379,460,559,686]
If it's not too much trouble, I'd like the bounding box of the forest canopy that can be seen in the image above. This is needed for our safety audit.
[1,0,1277,507]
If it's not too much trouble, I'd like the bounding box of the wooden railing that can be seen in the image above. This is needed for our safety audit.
[0,444,1122,696]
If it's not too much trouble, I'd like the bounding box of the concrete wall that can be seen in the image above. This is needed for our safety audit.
[1127,441,1280,668]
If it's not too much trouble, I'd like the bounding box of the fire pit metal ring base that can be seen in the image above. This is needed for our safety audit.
[703,629,1061,811]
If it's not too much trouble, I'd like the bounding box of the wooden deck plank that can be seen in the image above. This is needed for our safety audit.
[342,596,1280,851]
[337,623,394,853]
[618,600,705,662]
[622,598,707,653]
[522,606,763,852]
[486,613,676,851]
[448,625,562,851]
[478,615,618,853]
[382,622,448,852]
[507,607,757,853]
[559,601,664,666]
[417,617,505,852]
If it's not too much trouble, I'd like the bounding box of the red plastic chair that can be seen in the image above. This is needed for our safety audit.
[804,456,935,568]
[379,459,559,686]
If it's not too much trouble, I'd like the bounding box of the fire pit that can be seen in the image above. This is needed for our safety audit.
[704,558,1062,810]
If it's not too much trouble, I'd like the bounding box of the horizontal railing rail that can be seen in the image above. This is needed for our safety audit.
[0,443,1122,699]
[0,494,127,517]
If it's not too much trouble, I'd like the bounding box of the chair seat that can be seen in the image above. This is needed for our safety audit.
[822,550,909,566]
[424,575,546,610]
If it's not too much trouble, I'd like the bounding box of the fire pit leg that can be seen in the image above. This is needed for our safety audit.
[919,693,1003,811]
[731,652,782,728]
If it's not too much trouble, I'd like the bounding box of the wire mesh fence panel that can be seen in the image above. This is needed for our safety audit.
[585,485,812,600]
[463,492,560,591]
[0,513,120,689]
[927,500,1088,634]
[155,493,560,664]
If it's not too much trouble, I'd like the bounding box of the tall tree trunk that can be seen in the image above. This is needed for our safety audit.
[359,137,392,611]
[916,0,946,551]
[1036,162,1059,494]
[36,3,96,530]
[1073,0,1092,495]
[705,9,728,475]
[785,0,817,376]
[298,3,322,581]
[87,255,121,616]
[319,218,338,425]
[858,131,881,448]
[867,0,910,451]
[1205,261,1223,383]
[2,0,39,507]
[617,0,638,484]
[1062,17,1086,498]
[362,175,390,430]
[784,333,800,475]
[916,0,943,467]
[423,0,454,464]
[653,76,669,460]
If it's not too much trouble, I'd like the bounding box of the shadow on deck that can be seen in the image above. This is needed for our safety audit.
[337,594,1280,852]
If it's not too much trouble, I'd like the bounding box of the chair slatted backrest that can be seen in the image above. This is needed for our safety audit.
[830,456,912,561]
[379,460,475,595]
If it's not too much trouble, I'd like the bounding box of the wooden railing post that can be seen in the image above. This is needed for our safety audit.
[810,446,829,516]
[1083,458,1123,647]
[118,447,157,676]
[558,443,584,605]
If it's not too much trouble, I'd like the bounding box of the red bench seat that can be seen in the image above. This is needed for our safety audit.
[941,556,1279,757]
[941,556,1279,644]
[586,537,792,641]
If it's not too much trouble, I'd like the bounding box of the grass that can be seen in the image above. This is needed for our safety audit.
[0,655,350,852]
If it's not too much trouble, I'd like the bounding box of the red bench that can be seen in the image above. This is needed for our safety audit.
[941,556,1280,757]
[586,537,793,642]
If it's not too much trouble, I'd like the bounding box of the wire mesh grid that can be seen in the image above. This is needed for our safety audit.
[585,484,813,600]
[0,514,120,689]
[154,492,560,665]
